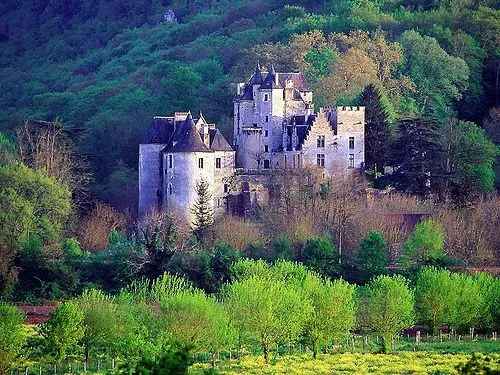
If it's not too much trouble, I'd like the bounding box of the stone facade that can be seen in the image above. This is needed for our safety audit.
[139,113,235,223]
[233,66,365,175]
[139,67,365,222]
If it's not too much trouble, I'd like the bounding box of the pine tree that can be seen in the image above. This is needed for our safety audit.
[387,118,443,197]
[191,178,214,239]
[359,84,393,178]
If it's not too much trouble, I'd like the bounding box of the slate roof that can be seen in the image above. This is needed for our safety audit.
[236,67,312,101]
[168,114,213,153]
[209,129,234,151]
[140,117,175,144]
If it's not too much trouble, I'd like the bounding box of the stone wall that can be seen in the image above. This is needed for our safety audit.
[138,144,165,217]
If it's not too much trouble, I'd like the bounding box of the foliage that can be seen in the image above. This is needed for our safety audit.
[402,219,445,266]
[77,289,119,362]
[301,235,340,279]
[39,302,85,363]
[120,344,194,375]
[456,353,500,375]
[387,118,443,197]
[358,275,414,353]
[447,120,499,201]
[0,304,26,375]
[359,84,393,176]
[415,267,456,333]
[191,178,214,241]
[302,275,356,358]
[223,261,312,363]
[356,231,388,281]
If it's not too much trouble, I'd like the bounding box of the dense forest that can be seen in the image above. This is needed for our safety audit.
[0,0,499,206]
[0,0,499,301]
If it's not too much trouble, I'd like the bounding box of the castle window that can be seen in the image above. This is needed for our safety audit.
[264,159,270,169]
[216,157,221,169]
[317,135,325,148]
[317,154,325,167]
[264,94,269,101]
[349,137,355,149]
[265,115,269,122]
[169,184,173,195]
[224,184,229,193]
[265,130,269,137]
[349,154,355,168]
[264,145,269,152]
[198,158,204,169]
[168,154,173,168]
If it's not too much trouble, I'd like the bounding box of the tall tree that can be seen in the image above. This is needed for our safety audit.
[39,302,84,364]
[302,275,356,358]
[387,118,443,197]
[444,120,498,202]
[402,219,445,266]
[359,84,394,177]
[223,270,311,364]
[191,178,214,241]
[415,267,457,333]
[357,230,389,282]
[398,30,469,121]
[358,275,414,353]
[0,305,26,375]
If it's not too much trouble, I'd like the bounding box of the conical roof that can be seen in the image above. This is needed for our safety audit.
[169,114,213,153]
[249,64,264,85]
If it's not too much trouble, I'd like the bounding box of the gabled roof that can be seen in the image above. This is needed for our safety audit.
[168,114,213,153]
[141,117,175,144]
[209,129,234,151]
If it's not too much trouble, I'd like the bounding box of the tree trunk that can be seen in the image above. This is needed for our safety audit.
[211,353,215,369]
[263,343,269,364]
[312,341,318,359]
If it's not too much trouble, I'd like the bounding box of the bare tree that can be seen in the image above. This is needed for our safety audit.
[16,119,92,208]
[78,203,125,253]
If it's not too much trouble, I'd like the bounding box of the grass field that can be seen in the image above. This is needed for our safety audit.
[190,352,500,375]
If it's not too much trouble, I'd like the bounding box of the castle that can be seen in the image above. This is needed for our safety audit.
[139,66,365,223]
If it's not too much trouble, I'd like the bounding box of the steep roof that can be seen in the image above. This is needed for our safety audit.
[209,129,234,151]
[168,114,213,153]
[140,117,175,144]
[260,66,280,89]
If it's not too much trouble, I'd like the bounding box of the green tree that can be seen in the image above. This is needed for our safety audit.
[223,271,311,363]
[301,235,340,278]
[77,289,118,364]
[447,120,499,201]
[0,132,17,166]
[302,275,356,358]
[0,162,71,295]
[0,305,26,375]
[450,273,484,330]
[39,302,84,363]
[191,178,214,241]
[161,289,235,368]
[402,219,445,266]
[398,30,469,121]
[123,344,194,375]
[359,84,394,177]
[415,267,456,333]
[358,275,414,353]
[387,118,443,197]
[357,230,388,281]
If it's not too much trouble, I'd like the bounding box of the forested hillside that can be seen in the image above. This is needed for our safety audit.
[0,0,498,207]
